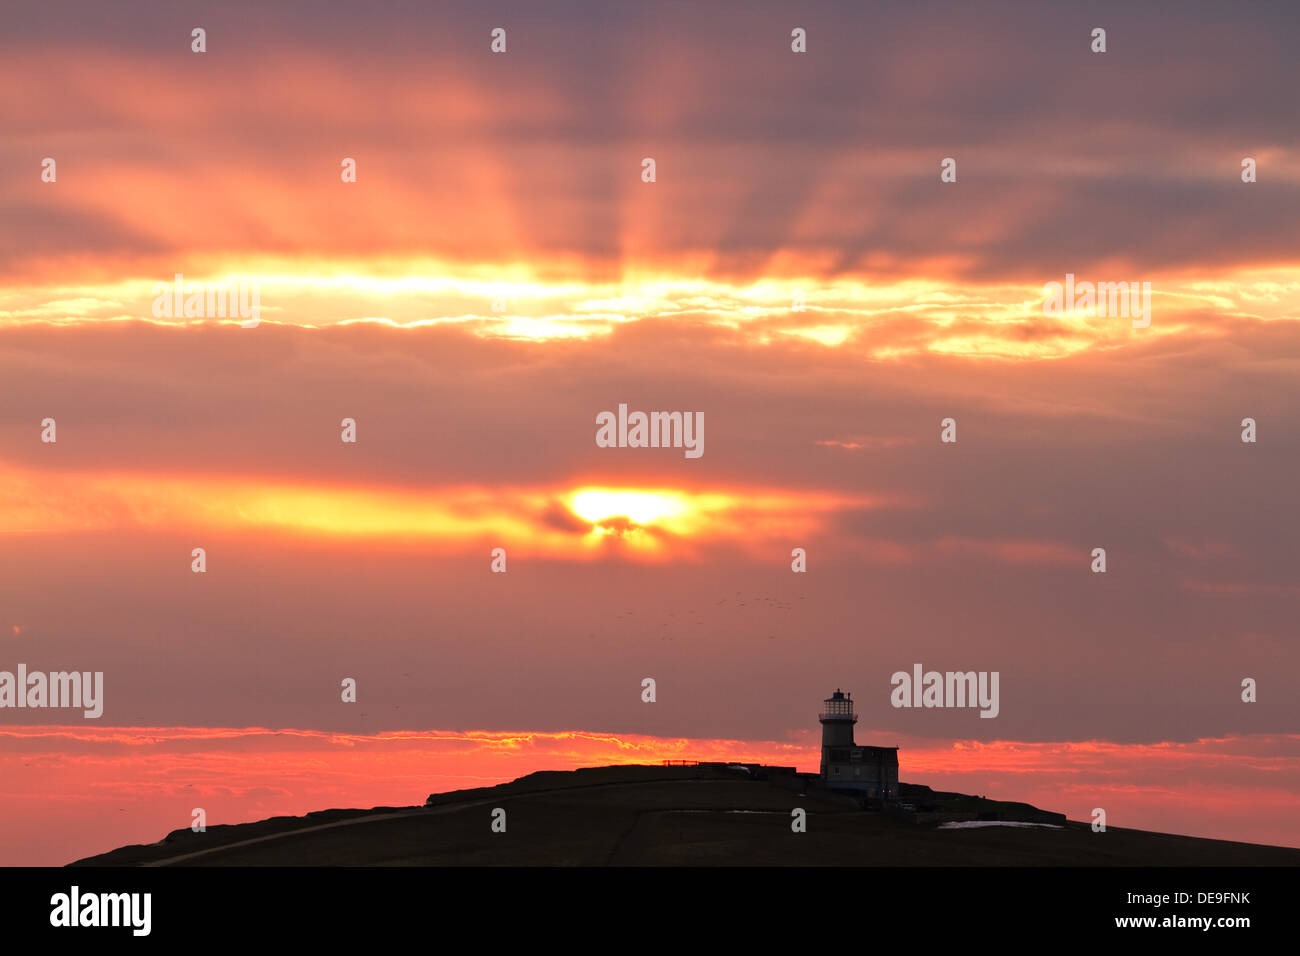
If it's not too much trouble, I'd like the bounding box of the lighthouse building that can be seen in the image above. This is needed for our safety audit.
[819,689,899,801]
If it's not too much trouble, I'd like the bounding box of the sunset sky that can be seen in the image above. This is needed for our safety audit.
[2,0,1298,866]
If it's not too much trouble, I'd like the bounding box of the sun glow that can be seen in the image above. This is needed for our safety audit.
[569,489,692,526]
[0,464,877,559]
[4,263,1298,358]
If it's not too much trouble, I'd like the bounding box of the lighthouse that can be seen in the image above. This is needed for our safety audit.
[819,689,857,767]
[818,688,900,801]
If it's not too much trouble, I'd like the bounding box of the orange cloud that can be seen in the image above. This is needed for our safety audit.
[0,463,887,560]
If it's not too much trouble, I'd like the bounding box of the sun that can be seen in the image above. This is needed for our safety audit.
[568,488,691,526]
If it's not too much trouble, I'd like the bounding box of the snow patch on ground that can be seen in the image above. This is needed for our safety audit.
[938,821,1063,830]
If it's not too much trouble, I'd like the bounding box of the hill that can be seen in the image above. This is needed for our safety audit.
[70,764,1300,866]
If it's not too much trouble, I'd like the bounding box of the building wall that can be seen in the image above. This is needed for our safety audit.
[822,747,899,800]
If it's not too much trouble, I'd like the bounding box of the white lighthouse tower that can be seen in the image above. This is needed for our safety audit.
[819,689,857,775]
